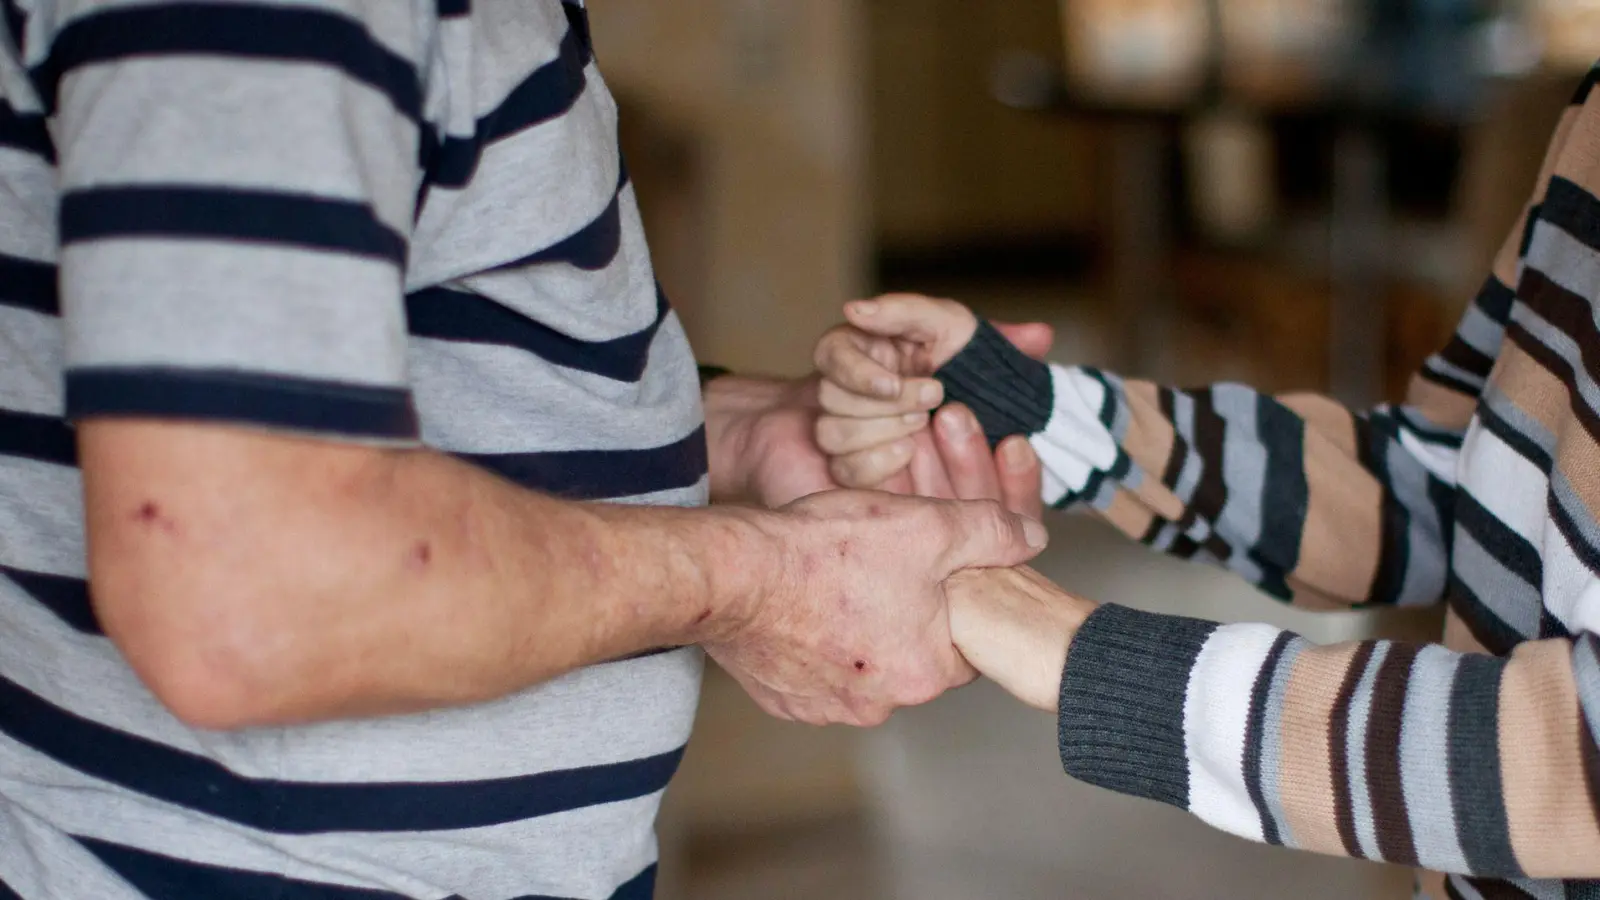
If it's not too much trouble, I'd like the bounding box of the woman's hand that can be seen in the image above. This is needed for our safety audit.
[944,566,1097,712]
[810,294,1052,489]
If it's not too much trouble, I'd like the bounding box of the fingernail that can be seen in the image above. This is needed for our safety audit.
[1022,518,1049,549]
[871,375,900,398]
[937,406,972,438]
[851,300,879,317]
[918,382,943,407]
[1003,439,1036,473]
[884,439,914,461]
[902,411,927,426]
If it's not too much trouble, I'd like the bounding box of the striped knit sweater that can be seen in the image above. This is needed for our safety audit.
[935,68,1600,900]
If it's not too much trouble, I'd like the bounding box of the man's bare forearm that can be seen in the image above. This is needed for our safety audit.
[80,420,778,729]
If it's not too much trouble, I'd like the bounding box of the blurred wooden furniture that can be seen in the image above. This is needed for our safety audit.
[866,0,1099,269]
[995,0,1572,405]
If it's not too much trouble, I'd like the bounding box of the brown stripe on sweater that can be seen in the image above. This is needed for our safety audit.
[1281,393,1360,457]
[1278,641,1363,854]
[1120,380,1187,522]
[1289,423,1383,607]
[1490,341,1600,530]
[1502,295,1600,477]
[1492,341,1570,436]
[1554,417,1600,526]
[1368,642,1422,867]
[1101,488,1158,541]
[1498,640,1600,877]
[1502,285,1600,524]
[1407,375,1481,432]
[1329,642,1377,857]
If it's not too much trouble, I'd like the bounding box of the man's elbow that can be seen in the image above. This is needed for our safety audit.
[90,557,288,731]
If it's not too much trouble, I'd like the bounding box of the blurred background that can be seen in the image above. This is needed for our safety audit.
[587,2,1596,897]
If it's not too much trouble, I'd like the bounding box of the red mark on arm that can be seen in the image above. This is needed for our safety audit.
[131,501,178,535]
[854,660,868,672]
[407,540,432,571]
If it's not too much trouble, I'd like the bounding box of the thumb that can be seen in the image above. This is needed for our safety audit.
[992,321,1054,361]
[939,499,1048,573]
[845,294,977,368]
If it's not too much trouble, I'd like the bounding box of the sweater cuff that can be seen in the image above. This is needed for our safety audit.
[1058,604,1220,810]
[934,318,1054,448]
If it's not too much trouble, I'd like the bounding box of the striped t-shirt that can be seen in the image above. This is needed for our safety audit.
[0,2,706,898]
[936,66,1600,900]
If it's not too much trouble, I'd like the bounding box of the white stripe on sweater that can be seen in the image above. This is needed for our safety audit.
[1028,365,1120,506]
[1458,420,1548,547]
[1183,622,1283,843]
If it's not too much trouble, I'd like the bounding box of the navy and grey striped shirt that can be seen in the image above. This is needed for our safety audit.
[0,2,706,897]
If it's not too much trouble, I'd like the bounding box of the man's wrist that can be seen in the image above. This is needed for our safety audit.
[670,504,785,645]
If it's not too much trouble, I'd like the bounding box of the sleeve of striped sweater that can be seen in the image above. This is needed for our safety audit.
[935,181,1600,875]
[936,313,1483,610]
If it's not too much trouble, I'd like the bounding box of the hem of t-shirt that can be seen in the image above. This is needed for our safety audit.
[65,367,421,442]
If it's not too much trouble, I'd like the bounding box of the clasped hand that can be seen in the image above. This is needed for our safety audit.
[809,293,1101,714]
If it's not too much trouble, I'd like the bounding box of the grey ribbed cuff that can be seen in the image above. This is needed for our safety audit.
[1059,604,1219,811]
[934,318,1053,448]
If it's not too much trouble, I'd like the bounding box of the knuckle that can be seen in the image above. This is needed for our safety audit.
[973,498,1009,530]
[814,417,847,453]
[952,499,1011,550]
[832,452,880,489]
[816,379,849,413]
[828,454,861,487]
[812,329,844,371]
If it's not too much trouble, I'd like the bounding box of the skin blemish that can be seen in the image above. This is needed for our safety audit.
[694,608,712,625]
[867,504,885,519]
[854,660,868,672]
[836,540,850,559]
[408,540,433,570]
[131,501,177,534]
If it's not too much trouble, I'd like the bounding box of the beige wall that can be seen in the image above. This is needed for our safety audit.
[590,0,869,377]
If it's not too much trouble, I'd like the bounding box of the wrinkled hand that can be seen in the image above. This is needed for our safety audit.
[811,294,1049,491]
[944,566,1097,712]
[705,490,1049,726]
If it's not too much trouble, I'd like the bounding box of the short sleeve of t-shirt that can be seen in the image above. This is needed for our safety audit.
[42,1,430,442]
